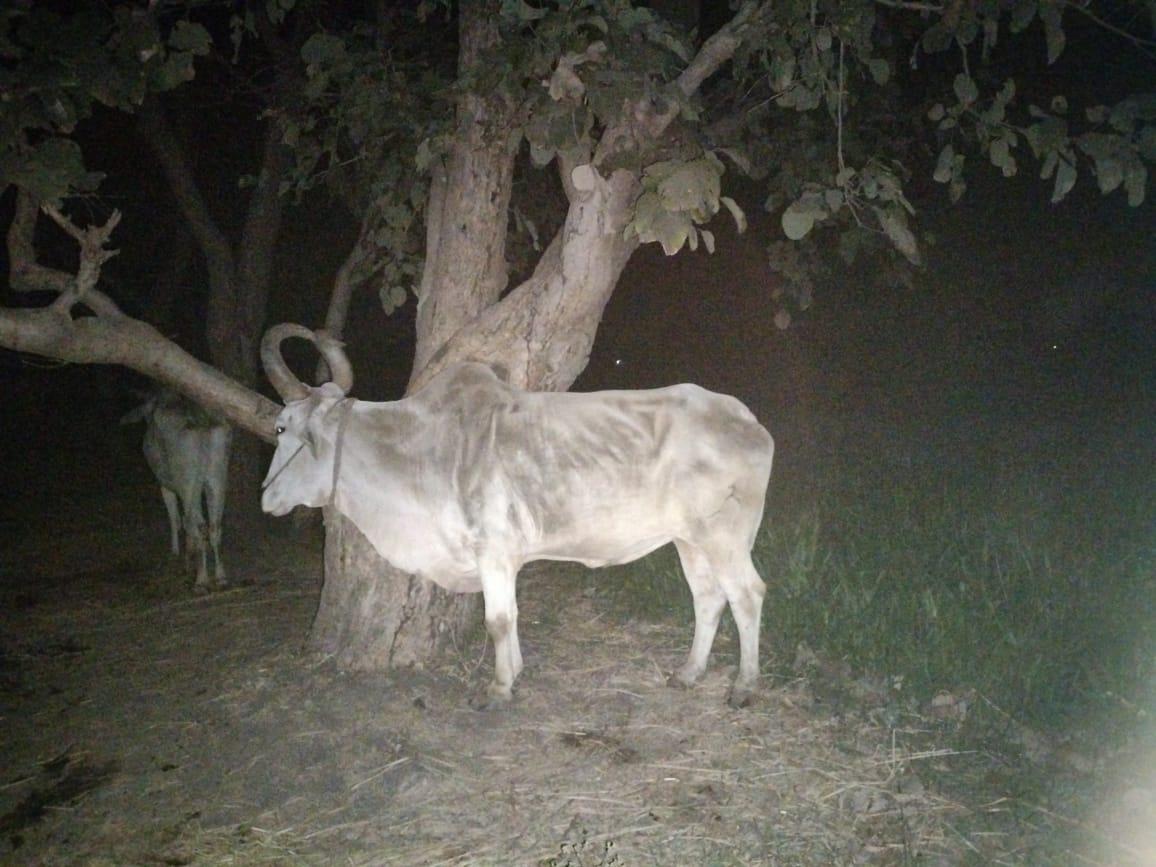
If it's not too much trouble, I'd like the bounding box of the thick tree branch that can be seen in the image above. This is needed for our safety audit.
[413,165,639,392]
[0,305,279,441]
[2,191,278,441]
[594,1,771,169]
[675,1,768,97]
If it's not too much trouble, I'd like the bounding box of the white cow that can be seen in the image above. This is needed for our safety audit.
[260,324,774,707]
[123,388,232,592]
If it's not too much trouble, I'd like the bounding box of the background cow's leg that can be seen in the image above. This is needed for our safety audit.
[204,485,227,586]
[160,488,181,556]
[182,494,211,592]
[715,552,766,708]
[478,558,520,706]
[204,429,231,586]
[669,539,727,691]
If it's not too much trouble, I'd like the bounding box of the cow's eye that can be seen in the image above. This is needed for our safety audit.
[275,425,286,435]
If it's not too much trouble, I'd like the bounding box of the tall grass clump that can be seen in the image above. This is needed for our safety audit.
[756,437,1156,732]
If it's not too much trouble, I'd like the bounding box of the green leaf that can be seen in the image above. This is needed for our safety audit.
[928,103,946,122]
[629,190,694,256]
[769,53,795,92]
[933,144,956,183]
[1010,0,1038,33]
[953,73,978,107]
[996,79,1016,108]
[990,134,1017,177]
[949,175,967,203]
[781,193,827,241]
[867,58,889,85]
[1039,1,1065,64]
[300,33,346,67]
[982,17,998,57]
[529,142,554,167]
[168,21,211,55]
[875,205,920,265]
[1077,132,1123,194]
[714,147,752,176]
[1051,158,1076,202]
[0,137,102,205]
[1040,148,1058,179]
[781,204,815,240]
[922,23,953,54]
[655,158,722,218]
[1086,105,1109,124]
[379,285,409,315]
[152,52,196,91]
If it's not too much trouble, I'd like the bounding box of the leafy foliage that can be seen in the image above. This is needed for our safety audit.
[0,3,209,205]
[625,154,746,255]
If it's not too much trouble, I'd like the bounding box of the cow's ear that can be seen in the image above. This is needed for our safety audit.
[302,427,319,458]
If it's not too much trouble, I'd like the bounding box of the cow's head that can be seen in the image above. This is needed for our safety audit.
[260,324,354,517]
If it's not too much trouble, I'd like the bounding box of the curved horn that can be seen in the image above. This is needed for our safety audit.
[314,329,354,394]
[261,323,315,402]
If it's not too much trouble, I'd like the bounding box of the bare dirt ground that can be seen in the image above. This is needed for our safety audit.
[2,379,1152,867]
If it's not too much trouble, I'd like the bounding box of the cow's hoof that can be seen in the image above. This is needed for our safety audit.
[667,666,700,690]
[726,685,756,709]
[471,683,513,711]
[192,583,211,596]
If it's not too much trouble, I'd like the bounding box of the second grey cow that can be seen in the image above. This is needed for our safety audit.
[123,388,232,592]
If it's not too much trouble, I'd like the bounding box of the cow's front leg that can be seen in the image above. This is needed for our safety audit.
[477,556,521,708]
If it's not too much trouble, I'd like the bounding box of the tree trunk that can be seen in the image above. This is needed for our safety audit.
[311,509,478,667]
[308,0,517,666]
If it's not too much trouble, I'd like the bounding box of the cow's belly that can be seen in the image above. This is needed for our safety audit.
[525,501,683,568]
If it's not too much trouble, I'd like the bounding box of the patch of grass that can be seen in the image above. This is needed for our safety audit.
[758,448,1156,734]
[579,543,693,621]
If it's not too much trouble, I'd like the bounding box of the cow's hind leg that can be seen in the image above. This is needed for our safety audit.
[669,539,727,691]
[715,552,765,708]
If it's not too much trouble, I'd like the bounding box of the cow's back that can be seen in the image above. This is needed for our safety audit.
[469,382,773,565]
